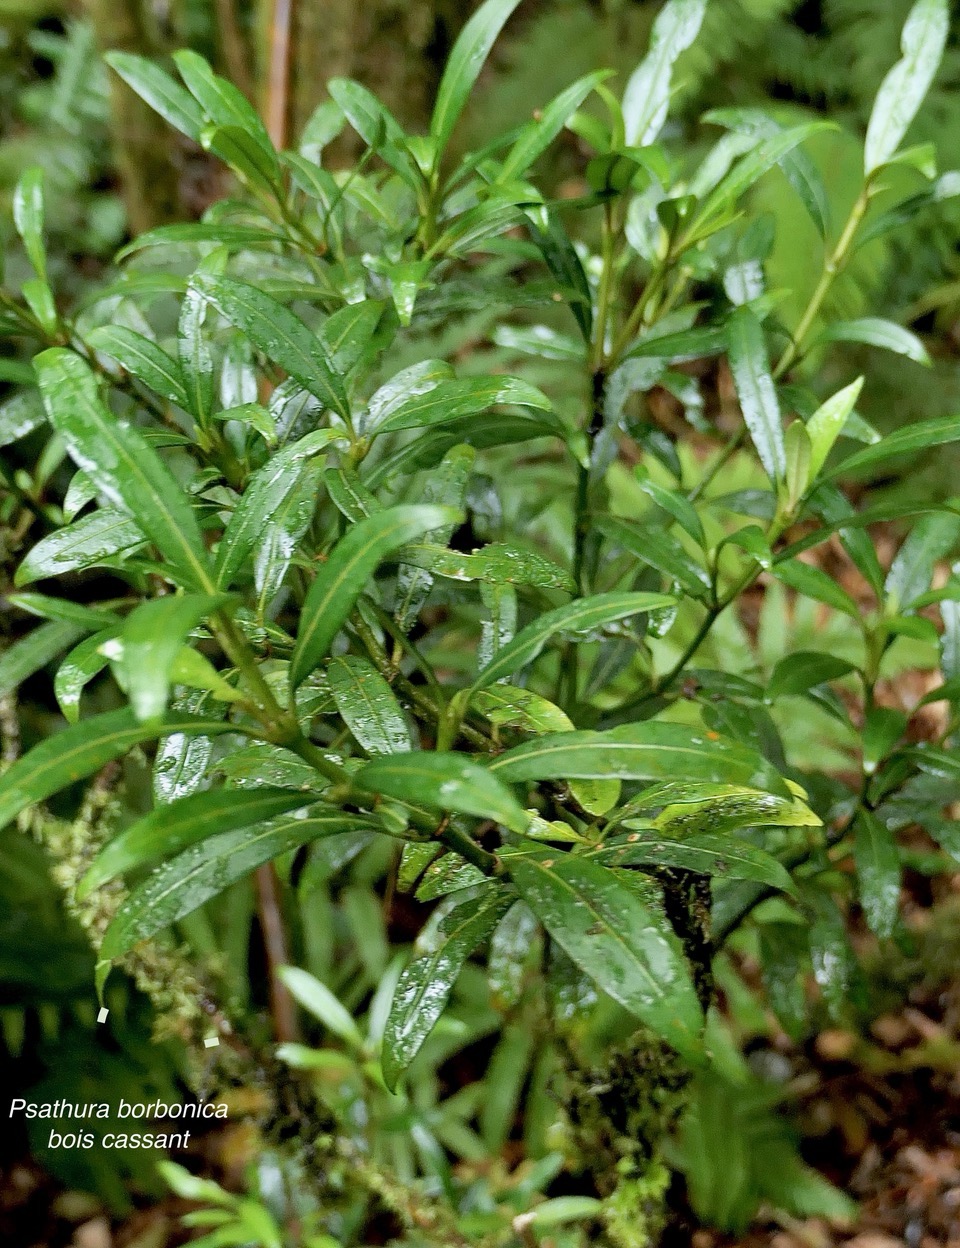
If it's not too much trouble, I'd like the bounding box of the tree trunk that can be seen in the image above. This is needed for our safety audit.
[84,0,184,234]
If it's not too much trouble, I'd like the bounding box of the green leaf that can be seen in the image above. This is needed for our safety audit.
[113,593,230,722]
[471,592,675,693]
[215,430,343,590]
[885,513,960,611]
[596,514,711,597]
[805,378,864,479]
[864,0,949,174]
[622,0,707,144]
[853,811,901,939]
[172,50,276,170]
[596,831,796,894]
[319,300,388,376]
[827,415,960,478]
[499,71,611,182]
[770,558,860,619]
[382,885,514,1089]
[79,787,310,898]
[87,326,189,409]
[291,505,457,687]
[278,966,364,1050]
[625,323,728,363]
[327,656,411,756]
[623,781,820,835]
[14,509,145,586]
[33,349,213,591]
[98,809,375,967]
[117,223,282,260]
[13,167,47,281]
[431,0,523,158]
[104,51,205,141]
[0,621,84,699]
[506,846,704,1056]
[818,318,930,366]
[767,652,857,701]
[201,123,281,196]
[327,79,421,188]
[191,274,349,421]
[488,722,788,794]
[357,753,529,835]
[0,708,241,831]
[395,542,575,592]
[727,306,786,482]
[373,376,552,437]
[54,630,115,724]
[0,390,45,448]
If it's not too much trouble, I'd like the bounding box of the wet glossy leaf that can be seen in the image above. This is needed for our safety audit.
[87,326,189,409]
[727,307,786,482]
[327,656,411,756]
[79,787,311,897]
[113,593,229,722]
[0,709,242,831]
[357,752,529,834]
[884,513,960,611]
[15,509,144,586]
[767,652,857,701]
[595,832,796,894]
[191,274,349,420]
[173,50,276,170]
[395,542,575,592]
[381,885,514,1089]
[34,349,213,591]
[499,71,611,182]
[827,415,960,478]
[864,0,949,174]
[596,514,711,596]
[373,376,551,437]
[622,0,706,144]
[328,78,421,188]
[805,378,865,479]
[471,592,674,693]
[430,0,523,156]
[98,808,376,966]
[0,390,45,448]
[489,722,788,794]
[54,629,115,723]
[291,505,456,687]
[215,429,343,590]
[623,781,820,836]
[13,167,47,280]
[506,846,704,1056]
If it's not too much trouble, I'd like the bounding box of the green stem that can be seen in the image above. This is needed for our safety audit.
[774,184,871,379]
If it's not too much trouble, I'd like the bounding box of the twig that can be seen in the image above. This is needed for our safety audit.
[265,0,293,149]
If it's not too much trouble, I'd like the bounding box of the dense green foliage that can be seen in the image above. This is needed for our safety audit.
[2,0,960,1243]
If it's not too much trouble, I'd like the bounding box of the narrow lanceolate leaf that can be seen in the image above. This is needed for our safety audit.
[596,515,711,597]
[278,967,364,1050]
[87,326,189,409]
[327,656,411,756]
[430,0,523,156]
[172,49,276,169]
[33,350,214,591]
[191,274,349,420]
[624,781,820,836]
[178,274,215,423]
[818,318,930,366]
[499,70,611,182]
[98,809,375,965]
[395,542,575,592]
[884,513,960,611]
[0,621,84,699]
[595,832,796,895]
[291,505,457,687]
[104,52,205,141]
[79,787,311,897]
[13,167,47,280]
[622,0,707,145]
[827,415,960,478]
[15,509,145,586]
[382,886,514,1089]
[54,630,115,724]
[373,377,552,437]
[853,811,901,939]
[471,592,675,693]
[805,377,864,479]
[0,390,45,449]
[215,429,344,590]
[506,847,704,1057]
[728,307,786,482]
[114,593,230,722]
[768,651,857,700]
[357,753,530,835]
[0,709,242,831]
[864,0,949,174]
[488,722,789,795]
